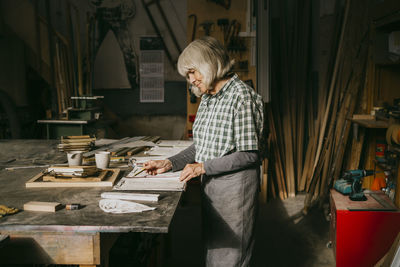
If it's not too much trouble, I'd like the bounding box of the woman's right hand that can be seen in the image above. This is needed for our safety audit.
[143,159,172,175]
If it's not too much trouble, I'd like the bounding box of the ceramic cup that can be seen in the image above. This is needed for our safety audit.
[95,151,111,169]
[67,151,83,166]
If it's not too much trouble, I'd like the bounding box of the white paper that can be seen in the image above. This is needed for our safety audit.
[113,178,185,191]
[99,199,155,213]
[113,170,185,191]
[144,146,185,157]
[113,141,157,148]
[101,192,159,202]
[95,139,120,146]
[156,140,193,147]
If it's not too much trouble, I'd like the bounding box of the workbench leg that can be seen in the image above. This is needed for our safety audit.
[46,124,50,140]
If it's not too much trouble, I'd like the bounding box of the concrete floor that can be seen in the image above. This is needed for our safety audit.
[168,190,335,267]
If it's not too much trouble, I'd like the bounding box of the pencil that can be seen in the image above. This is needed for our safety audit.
[134,168,146,177]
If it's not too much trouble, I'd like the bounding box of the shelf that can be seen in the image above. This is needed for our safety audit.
[376,61,400,67]
[238,31,256,38]
[350,119,389,128]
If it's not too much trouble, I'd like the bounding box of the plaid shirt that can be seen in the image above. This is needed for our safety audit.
[193,74,264,163]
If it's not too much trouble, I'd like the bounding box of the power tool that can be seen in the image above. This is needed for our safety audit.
[334,169,376,201]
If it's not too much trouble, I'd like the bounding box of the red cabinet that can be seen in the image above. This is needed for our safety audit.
[330,189,400,267]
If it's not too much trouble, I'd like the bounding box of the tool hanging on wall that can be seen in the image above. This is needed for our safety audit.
[187,14,198,103]
[217,18,229,44]
[141,0,182,66]
[199,21,214,36]
[188,14,197,41]
[207,0,231,10]
[85,12,95,96]
[226,20,246,53]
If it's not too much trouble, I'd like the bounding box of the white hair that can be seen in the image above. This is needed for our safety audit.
[177,36,234,90]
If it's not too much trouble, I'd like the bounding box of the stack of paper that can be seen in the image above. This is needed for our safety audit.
[101,192,160,202]
[113,171,185,191]
[157,140,193,147]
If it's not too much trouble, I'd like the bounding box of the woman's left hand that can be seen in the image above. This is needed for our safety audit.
[180,163,205,182]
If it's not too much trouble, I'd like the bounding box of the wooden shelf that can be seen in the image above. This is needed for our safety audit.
[350,119,389,128]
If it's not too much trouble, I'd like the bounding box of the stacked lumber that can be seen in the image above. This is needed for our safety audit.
[108,136,161,157]
[267,0,372,210]
[58,135,96,152]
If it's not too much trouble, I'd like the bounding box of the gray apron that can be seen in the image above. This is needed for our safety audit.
[201,167,259,267]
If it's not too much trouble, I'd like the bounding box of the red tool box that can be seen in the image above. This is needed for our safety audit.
[330,189,400,267]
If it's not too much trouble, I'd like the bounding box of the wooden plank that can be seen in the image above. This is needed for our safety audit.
[26,168,120,188]
[43,169,109,182]
[352,114,375,120]
[260,159,268,203]
[348,127,365,170]
[350,119,389,129]
[396,161,400,208]
[299,140,313,191]
[0,232,100,265]
[23,201,63,212]
[268,108,287,199]
[310,0,350,186]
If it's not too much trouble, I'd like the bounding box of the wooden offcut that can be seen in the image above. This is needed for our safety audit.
[23,201,63,212]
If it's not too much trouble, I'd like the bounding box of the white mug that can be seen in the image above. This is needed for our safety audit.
[67,151,83,166]
[95,151,111,169]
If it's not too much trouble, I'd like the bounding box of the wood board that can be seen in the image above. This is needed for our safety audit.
[23,201,63,212]
[26,168,120,188]
[43,169,109,182]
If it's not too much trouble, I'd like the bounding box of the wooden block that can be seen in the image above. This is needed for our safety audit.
[353,114,374,120]
[23,201,63,212]
[352,114,375,120]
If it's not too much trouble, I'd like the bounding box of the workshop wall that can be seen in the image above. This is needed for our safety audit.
[0,0,188,139]
[185,0,259,139]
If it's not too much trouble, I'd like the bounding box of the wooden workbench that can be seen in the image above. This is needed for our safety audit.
[0,139,182,266]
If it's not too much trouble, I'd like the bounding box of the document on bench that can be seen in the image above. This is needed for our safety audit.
[113,171,185,191]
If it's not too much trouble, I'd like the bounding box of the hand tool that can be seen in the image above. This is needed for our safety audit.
[66,203,81,210]
[133,168,146,177]
[189,14,197,41]
[199,21,214,36]
[0,205,19,217]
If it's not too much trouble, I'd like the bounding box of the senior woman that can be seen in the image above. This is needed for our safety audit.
[144,36,264,267]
